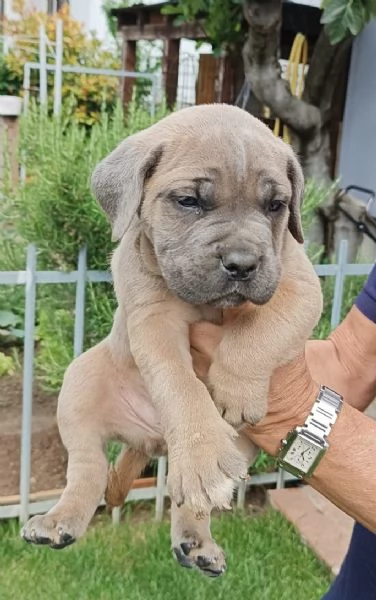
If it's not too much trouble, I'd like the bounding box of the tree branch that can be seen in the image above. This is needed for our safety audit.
[303,28,351,108]
[319,38,352,123]
[242,0,321,135]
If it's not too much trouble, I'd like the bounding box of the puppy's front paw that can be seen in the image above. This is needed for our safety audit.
[208,363,268,428]
[168,421,247,517]
[173,535,226,577]
[21,514,82,549]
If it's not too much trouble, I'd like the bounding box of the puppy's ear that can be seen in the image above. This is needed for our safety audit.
[287,153,305,244]
[91,131,163,242]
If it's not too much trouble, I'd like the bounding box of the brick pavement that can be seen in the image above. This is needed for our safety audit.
[268,486,354,575]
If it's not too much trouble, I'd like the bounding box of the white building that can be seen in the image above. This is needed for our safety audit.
[2,0,113,45]
[1,0,212,106]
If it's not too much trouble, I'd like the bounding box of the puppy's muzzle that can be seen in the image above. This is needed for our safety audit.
[220,249,260,282]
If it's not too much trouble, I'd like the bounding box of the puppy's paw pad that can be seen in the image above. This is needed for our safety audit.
[173,537,226,577]
[173,544,195,569]
[21,515,77,549]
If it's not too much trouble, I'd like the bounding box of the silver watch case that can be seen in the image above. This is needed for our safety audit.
[278,427,328,479]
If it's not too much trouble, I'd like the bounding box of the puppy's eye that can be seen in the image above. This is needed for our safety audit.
[268,200,283,212]
[177,196,199,208]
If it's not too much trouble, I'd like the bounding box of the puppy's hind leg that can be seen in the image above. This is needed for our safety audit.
[105,447,149,510]
[21,344,112,549]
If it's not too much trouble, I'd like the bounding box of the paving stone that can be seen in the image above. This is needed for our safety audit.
[268,486,354,575]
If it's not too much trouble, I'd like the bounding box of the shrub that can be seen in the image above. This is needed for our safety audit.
[0,0,120,125]
[301,179,367,338]
[12,101,169,268]
[0,100,168,389]
[0,352,16,377]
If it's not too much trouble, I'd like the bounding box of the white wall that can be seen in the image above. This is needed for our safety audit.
[69,0,113,46]
[4,0,47,17]
[4,0,113,45]
[4,0,211,105]
[338,20,376,200]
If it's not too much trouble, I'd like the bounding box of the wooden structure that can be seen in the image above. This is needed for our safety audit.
[195,53,244,105]
[112,2,248,108]
[112,2,348,176]
[112,1,324,109]
[0,115,19,188]
[113,2,206,108]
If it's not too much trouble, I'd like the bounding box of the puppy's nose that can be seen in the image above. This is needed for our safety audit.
[220,251,260,281]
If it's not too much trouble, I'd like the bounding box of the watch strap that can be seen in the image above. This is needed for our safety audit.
[300,385,343,446]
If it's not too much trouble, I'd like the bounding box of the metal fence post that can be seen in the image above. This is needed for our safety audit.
[150,75,157,118]
[276,467,286,489]
[19,245,37,525]
[73,246,87,358]
[39,25,48,107]
[53,20,63,117]
[237,479,246,509]
[155,457,167,521]
[331,240,348,329]
[112,506,121,526]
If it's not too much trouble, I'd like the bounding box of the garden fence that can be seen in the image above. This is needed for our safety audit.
[0,240,373,525]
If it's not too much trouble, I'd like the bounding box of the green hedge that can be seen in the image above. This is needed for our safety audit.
[0,101,168,389]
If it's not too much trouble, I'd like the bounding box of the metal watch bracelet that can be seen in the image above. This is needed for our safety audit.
[277,385,344,479]
[301,385,343,445]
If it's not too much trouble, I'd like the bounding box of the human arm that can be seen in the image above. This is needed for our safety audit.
[190,264,376,530]
[247,347,376,533]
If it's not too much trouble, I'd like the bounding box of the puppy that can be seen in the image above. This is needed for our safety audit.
[22,104,322,576]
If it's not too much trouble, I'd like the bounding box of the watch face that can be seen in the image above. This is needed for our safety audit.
[282,436,320,474]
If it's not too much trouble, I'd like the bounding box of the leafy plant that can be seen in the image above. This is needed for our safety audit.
[250,450,277,475]
[0,100,168,389]
[321,0,376,44]
[102,0,130,42]
[0,310,24,340]
[12,100,168,270]
[162,0,376,51]
[0,352,16,377]
[162,0,245,54]
[0,0,121,124]
[0,54,22,96]
[301,178,335,238]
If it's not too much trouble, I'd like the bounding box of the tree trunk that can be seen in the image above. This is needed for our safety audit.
[242,0,351,187]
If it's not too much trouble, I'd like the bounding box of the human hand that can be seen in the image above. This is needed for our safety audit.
[189,305,376,455]
[190,320,318,455]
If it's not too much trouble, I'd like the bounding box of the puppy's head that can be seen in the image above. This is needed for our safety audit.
[92,104,304,307]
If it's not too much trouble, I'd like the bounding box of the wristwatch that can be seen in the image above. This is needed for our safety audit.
[277,385,343,479]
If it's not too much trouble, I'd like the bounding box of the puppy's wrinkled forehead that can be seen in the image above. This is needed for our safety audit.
[148,123,292,205]
[92,103,304,243]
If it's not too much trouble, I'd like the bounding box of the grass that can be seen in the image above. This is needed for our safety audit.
[0,508,331,600]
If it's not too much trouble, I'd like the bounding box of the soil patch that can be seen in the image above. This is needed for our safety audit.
[0,373,67,497]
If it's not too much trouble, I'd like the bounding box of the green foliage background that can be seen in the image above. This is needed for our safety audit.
[162,0,376,51]
[0,101,168,389]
